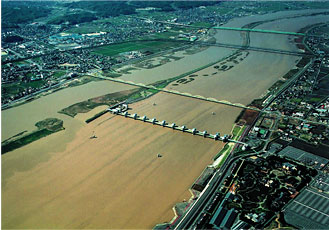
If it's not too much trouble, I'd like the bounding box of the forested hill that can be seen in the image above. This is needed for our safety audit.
[2,1,53,27]
[64,1,221,17]
[2,1,221,27]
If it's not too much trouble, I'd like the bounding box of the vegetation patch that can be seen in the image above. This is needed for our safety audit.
[59,88,140,117]
[35,118,65,132]
[66,76,98,87]
[48,12,97,25]
[1,118,64,154]
[2,80,46,99]
[103,71,122,78]
[235,108,260,125]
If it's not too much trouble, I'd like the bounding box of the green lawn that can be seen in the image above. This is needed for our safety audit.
[20,80,45,89]
[190,22,213,28]
[232,126,241,138]
[214,144,231,160]
[53,71,66,79]
[232,125,246,140]
[13,60,29,66]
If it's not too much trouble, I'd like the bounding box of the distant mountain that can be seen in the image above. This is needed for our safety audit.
[1,1,221,26]
[2,1,53,26]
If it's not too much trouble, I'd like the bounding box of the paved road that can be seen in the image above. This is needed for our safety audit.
[1,78,70,110]
[262,60,314,108]
[174,151,256,229]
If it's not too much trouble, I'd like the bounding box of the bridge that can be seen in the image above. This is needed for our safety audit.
[107,107,247,145]
[90,72,329,127]
[134,15,325,38]
[89,73,261,112]
[129,38,314,57]
[196,40,314,57]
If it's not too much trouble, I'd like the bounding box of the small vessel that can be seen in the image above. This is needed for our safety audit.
[90,131,97,139]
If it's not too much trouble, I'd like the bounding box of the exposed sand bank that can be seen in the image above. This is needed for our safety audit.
[2,9,329,229]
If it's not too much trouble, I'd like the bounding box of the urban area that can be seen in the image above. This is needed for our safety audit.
[1,1,329,230]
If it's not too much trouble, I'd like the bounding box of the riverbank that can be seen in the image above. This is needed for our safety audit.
[2,9,329,229]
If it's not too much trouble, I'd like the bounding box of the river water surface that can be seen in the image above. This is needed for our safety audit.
[2,9,329,229]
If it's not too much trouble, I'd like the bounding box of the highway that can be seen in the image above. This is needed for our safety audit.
[262,59,314,108]
[173,152,256,229]
[130,38,315,57]
[173,159,231,229]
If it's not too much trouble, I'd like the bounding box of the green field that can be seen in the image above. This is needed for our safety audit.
[190,22,213,28]
[146,31,182,40]
[52,71,66,79]
[92,40,179,56]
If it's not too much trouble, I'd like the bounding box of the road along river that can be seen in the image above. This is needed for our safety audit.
[2,9,329,229]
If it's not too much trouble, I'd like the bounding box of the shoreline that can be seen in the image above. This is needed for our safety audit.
[1,9,326,229]
[152,19,321,229]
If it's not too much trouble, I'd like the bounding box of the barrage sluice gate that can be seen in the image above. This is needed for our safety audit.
[107,104,248,146]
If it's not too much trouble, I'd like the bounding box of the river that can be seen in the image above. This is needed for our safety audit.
[2,9,329,229]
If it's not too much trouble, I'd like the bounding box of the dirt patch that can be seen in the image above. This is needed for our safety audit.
[236,109,260,125]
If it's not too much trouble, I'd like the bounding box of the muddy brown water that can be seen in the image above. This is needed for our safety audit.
[2,9,329,229]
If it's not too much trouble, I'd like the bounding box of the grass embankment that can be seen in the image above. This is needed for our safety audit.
[1,118,64,154]
[213,125,246,168]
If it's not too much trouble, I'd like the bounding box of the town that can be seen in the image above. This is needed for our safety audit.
[2,1,329,230]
